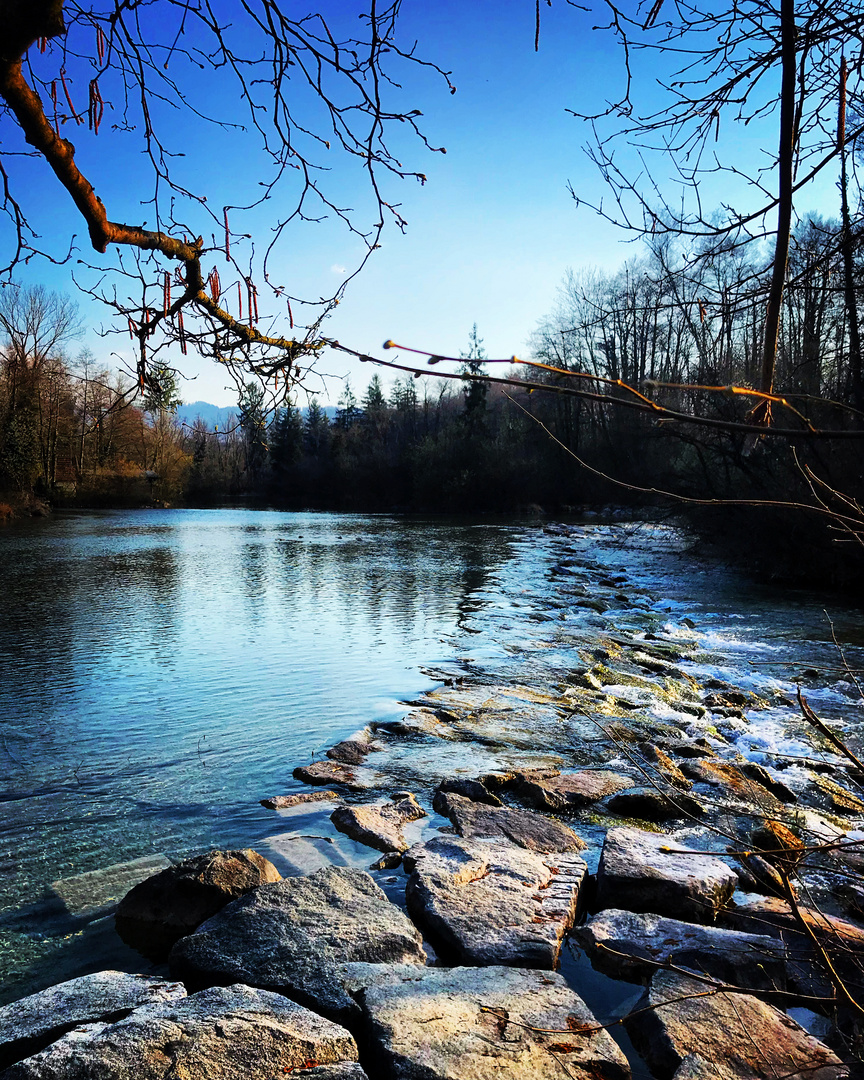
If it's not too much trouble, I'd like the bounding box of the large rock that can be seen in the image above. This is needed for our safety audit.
[330,794,426,853]
[576,909,794,991]
[326,728,382,765]
[434,778,502,807]
[404,835,587,968]
[115,849,281,960]
[0,973,186,1071]
[352,965,630,1080]
[514,769,634,811]
[434,792,585,853]
[678,760,786,812]
[595,828,737,922]
[606,788,706,822]
[293,761,376,790]
[2,984,364,1080]
[625,972,847,1079]
[169,867,426,1023]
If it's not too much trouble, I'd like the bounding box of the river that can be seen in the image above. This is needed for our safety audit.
[1,508,862,1009]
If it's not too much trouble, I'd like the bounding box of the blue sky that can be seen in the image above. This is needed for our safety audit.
[5,0,843,406]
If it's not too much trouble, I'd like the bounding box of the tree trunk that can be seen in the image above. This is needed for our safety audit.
[758,0,797,407]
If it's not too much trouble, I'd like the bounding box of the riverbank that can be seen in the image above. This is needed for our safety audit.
[1,520,862,1077]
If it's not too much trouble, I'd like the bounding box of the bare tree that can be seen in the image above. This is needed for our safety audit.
[0,0,452,405]
[569,0,864,421]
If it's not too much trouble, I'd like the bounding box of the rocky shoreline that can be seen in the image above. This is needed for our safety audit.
[2,522,863,1078]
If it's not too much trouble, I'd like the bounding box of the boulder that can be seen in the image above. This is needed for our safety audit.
[352,964,630,1080]
[169,867,426,1024]
[115,849,281,960]
[514,769,633,811]
[625,971,847,1079]
[330,794,426,853]
[293,761,375,790]
[577,909,794,991]
[0,973,186,1071]
[606,788,706,822]
[326,728,382,766]
[404,835,587,968]
[595,828,737,922]
[2,984,364,1080]
[434,792,585,853]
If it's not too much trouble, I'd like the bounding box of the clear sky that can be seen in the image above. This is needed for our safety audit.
[4,0,842,406]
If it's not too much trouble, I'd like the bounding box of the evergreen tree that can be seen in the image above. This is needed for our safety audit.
[460,324,488,420]
[335,379,360,429]
[304,399,331,457]
[238,381,267,482]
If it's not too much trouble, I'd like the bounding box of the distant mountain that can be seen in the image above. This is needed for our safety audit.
[175,400,339,429]
[175,401,238,429]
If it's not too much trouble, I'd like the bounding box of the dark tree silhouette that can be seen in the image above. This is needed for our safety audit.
[0,0,453,404]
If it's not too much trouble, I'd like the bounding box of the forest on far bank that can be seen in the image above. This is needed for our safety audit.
[2,213,864,592]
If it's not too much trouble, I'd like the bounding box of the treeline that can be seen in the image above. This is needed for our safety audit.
[3,213,864,585]
[0,287,191,509]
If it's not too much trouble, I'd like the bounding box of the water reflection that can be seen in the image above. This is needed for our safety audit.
[0,510,514,939]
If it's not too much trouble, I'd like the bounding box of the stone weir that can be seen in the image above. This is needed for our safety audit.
[2,522,862,1079]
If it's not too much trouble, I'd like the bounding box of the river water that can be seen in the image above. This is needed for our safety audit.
[1,508,862,1009]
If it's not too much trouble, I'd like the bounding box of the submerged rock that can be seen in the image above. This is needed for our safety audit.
[169,866,426,1023]
[595,827,737,922]
[625,971,847,1080]
[114,849,281,961]
[352,964,630,1080]
[3,984,363,1080]
[0,973,186,1072]
[330,794,426,853]
[434,792,586,853]
[404,835,587,968]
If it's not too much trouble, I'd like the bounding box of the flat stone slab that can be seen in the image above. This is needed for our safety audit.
[261,791,339,809]
[352,965,630,1080]
[596,827,737,922]
[515,769,634,810]
[50,856,172,920]
[577,909,794,991]
[606,788,706,822]
[435,792,586,853]
[331,794,426,853]
[679,760,785,812]
[404,835,587,967]
[0,972,186,1071]
[3,984,363,1080]
[170,867,426,1023]
[625,972,847,1080]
